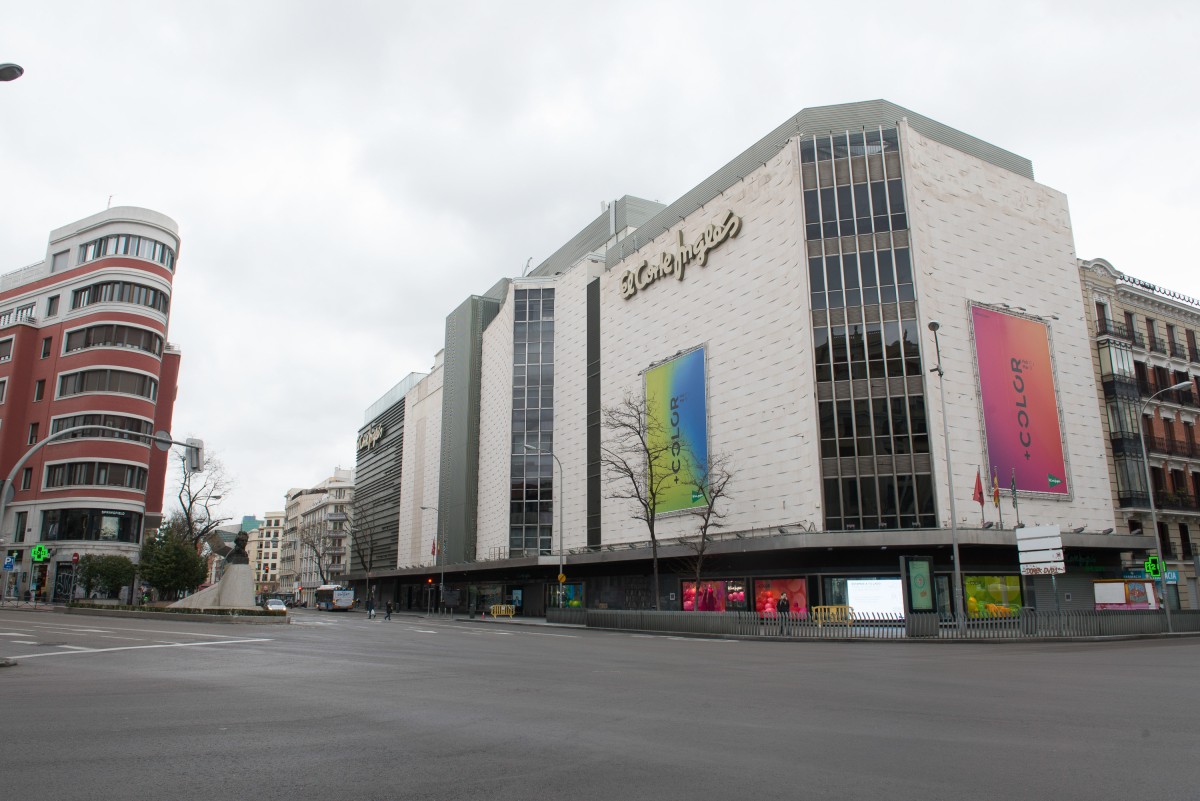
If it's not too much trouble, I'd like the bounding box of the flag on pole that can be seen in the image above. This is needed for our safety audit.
[973,468,984,507]
[993,466,1005,529]
[431,538,438,556]
[1011,467,1022,527]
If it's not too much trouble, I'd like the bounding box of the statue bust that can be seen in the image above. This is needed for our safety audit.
[203,530,251,565]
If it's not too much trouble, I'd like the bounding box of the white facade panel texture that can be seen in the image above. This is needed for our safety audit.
[397,365,443,568]
[902,123,1114,532]
[476,282,517,560]
[548,262,592,553]
[598,143,823,544]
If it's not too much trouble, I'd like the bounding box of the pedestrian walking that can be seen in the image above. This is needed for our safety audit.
[385,601,393,620]
[776,592,790,635]
[366,596,376,620]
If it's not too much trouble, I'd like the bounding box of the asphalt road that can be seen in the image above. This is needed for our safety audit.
[2,607,1198,801]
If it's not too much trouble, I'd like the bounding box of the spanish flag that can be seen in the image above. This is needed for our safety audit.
[992,467,1001,507]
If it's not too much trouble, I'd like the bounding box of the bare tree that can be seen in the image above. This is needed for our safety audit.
[348,497,381,600]
[601,391,677,611]
[172,447,233,547]
[681,455,734,605]
[297,516,335,587]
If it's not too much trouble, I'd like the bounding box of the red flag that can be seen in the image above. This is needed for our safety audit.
[431,539,437,556]
[973,469,984,507]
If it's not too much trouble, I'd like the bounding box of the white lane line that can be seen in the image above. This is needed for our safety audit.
[11,640,37,644]
[412,629,437,634]
[667,637,734,643]
[8,638,273,660]
[57,645,90,650]
[17,621,262,639]
[522,632,578,637]
[97,635,149,641]
[0,632,34,636]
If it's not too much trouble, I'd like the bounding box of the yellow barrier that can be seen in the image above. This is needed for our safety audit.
[811,605,854,626]
[489,604,516,618]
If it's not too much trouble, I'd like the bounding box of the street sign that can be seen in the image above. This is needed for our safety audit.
[72,552,79,564]
[2,556,13,571]
[1015,524,1064,576]
[558,573,566,584]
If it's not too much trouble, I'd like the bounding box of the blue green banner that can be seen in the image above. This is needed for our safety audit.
[645,347,708,514]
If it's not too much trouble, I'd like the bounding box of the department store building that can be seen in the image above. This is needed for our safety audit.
[351,100,1160,617]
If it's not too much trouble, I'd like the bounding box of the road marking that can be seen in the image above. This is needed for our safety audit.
[412,629,437,634]
[0,632,33,636]
[12,640,37,644]
[57,645,90,650]
[15,621,262,639]
[97,635,149,641]
[8,638,273,660]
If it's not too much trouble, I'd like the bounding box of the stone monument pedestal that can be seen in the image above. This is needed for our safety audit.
[170,563,257,610]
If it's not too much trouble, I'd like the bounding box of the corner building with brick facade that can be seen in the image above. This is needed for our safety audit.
[353,100,1165,618]
[0,207,181,602]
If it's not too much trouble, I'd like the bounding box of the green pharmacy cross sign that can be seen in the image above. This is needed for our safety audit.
[31,544,51,563]
[1144,555,1163,578]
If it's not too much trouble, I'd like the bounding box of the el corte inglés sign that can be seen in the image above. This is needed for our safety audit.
[618,210,742,300]
[357,424,385,451]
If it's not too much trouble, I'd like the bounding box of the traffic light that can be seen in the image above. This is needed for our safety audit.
[185,438,205,472]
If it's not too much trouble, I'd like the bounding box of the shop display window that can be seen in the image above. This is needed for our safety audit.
[681,580,748,612]
[754,578,808,617]
[964,575,1022,618]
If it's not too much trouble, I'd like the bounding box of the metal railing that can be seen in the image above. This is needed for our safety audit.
[569,608,1200,640]
[1145,436,1200,459]
[1096,319,1145,347]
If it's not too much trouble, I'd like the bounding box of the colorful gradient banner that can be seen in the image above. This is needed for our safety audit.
[645,347,708,514]
[972,307,1068,495]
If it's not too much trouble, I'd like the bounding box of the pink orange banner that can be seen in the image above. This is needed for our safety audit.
[971,307,1068,495]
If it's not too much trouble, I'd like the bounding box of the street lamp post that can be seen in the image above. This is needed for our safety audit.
[420,505,443,612]
[1136,380,1192,633]
[927,321,965,630]
[524,445,564,608]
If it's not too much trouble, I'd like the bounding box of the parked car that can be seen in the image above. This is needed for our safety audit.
[264,599,288,613]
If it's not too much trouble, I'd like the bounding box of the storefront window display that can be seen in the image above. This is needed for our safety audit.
[682,580,748,612]
[964,575,1022,617]
[561,583,583,608]
[754,578,807,617]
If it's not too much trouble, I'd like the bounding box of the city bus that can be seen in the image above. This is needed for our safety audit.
[314,584,354,611]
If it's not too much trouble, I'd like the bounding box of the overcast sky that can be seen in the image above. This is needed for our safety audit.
[2,1,1198,522]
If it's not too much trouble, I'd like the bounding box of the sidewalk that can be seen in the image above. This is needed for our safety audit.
[362,609,570,628]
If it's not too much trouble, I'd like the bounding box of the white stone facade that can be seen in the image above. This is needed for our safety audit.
[902,123,1115,533]
[396,353,444,568]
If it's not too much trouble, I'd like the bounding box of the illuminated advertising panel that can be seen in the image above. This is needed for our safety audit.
[971,306,1068,495]
[645,346,708,514]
